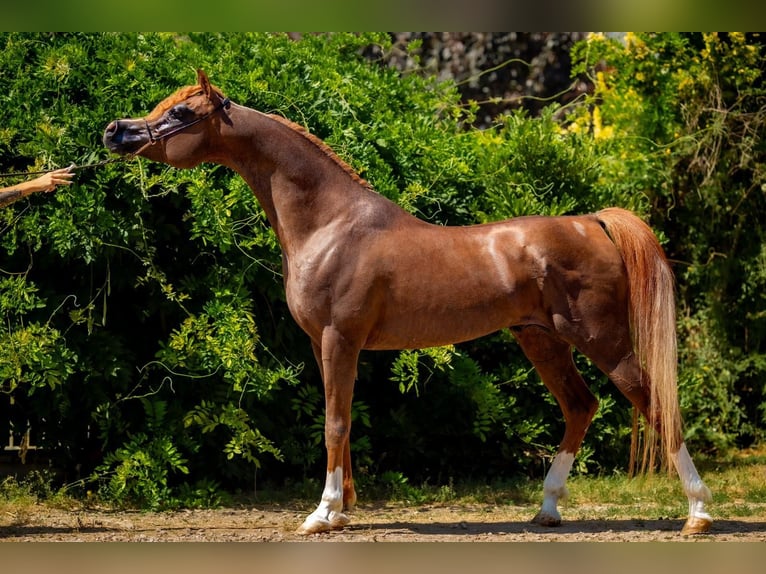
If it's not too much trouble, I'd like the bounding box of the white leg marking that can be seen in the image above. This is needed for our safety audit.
[535,451,574,525]
[297,467,350,534]
[670,443,712,522]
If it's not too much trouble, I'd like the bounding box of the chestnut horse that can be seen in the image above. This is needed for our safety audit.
[104,70,712,536]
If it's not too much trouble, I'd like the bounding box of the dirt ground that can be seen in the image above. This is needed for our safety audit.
[2,501,765,542]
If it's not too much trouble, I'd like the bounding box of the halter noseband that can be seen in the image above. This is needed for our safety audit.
[144,96,231,144]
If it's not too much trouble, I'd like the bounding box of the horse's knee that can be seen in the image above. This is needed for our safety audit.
[324,418,350,445]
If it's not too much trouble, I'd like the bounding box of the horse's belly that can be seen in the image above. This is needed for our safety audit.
[363,299,528,350]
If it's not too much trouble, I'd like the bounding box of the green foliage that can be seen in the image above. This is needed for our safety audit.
[390,346,457,396]
[184,400,282,467]
[472,108,595,220]
[94,430,187,510]
[93,398,187,509]
[570,32,766,451]
[1,32,763,510]
[0,469,58,503]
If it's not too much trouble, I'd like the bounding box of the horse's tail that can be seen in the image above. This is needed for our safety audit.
[596,207,682,472]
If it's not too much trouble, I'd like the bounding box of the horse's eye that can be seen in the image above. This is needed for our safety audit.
[169,105,190,120]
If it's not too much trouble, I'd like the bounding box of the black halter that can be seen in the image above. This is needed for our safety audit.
[145,96,231,144]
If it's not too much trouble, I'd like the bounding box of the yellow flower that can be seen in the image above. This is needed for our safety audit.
[595,71,609,94]
[592,106,603,128]
[624,32,649,59]
[624,32,646,53]
[592,107,614,140]
[729,32,745,44]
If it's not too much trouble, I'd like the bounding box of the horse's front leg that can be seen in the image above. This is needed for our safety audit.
[297,329,359,535]
[308,341,357,512]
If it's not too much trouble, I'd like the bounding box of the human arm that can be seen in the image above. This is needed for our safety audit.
[0,166,74,208]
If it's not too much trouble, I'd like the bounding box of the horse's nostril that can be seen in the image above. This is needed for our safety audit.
[103,121,124,148]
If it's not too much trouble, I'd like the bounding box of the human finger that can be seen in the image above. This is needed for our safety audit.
[51,171,75,185]
[52,166,75,176]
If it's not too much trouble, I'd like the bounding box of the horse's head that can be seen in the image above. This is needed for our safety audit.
[103,69,230,168]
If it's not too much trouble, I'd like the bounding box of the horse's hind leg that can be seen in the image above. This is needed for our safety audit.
[512,326,599,526]
[342,431,356,511]
[606,354,712,535]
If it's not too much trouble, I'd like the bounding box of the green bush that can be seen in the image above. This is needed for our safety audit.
[1,32,763,507]
[569,32,766,451]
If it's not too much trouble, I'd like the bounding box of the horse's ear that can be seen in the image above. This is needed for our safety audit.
[197,69,213,97]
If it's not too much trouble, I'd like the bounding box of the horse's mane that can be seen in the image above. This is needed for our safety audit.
[147,84,373,190]
[266,113,373,191]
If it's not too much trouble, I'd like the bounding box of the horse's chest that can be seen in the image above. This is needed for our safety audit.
[283,253,339,331]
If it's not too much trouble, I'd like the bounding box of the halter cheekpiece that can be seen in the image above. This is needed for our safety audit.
[145,96,231,144]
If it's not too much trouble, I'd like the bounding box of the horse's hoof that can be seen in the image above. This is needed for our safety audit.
[681,516,712,536]
[296,518,332,535]
[531,512,562,527]
[296,511,350,535]
[330,512,350,529]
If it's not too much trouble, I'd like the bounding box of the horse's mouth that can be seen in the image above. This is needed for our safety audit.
[103,120,150,155]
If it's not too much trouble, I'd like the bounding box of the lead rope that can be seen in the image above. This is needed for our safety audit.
[0,157,125,180]
[0,140,155,180]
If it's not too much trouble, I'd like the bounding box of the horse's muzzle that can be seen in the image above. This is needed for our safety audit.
[103,120,147,155]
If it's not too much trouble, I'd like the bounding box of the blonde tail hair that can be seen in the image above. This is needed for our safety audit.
[596,208,682,472]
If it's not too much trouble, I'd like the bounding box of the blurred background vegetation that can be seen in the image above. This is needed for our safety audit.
[0,32,763,509]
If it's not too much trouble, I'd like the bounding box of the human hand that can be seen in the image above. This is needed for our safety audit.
[31,165,75,193]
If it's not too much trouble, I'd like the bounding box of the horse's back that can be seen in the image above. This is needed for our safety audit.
[356,211,628,350]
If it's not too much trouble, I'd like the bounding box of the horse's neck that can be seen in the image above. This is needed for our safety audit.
[222,106,408,249]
